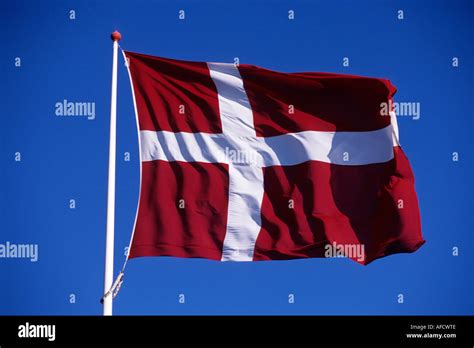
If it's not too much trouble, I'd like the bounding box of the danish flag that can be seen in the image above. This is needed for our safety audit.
[123,51,424,265]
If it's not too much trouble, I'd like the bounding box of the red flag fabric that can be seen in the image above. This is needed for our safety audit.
[124,51,424,265]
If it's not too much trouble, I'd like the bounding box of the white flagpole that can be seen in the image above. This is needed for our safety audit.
[103,30,121,316]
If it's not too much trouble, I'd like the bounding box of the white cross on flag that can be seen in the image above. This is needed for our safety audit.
[124,51,424,265]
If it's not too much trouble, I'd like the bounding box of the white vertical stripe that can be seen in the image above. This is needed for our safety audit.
[208,63,256,137]
[208,62,264,261]
[390,111,400,146]
[221,165,264,261]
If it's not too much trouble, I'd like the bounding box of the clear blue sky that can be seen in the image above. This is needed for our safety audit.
[1,0,472,315]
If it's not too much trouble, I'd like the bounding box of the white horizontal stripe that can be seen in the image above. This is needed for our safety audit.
[140,130,226,163]
[140,126,395,167]
[261,126,394,166]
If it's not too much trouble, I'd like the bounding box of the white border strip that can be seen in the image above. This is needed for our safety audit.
[121,49,143,267]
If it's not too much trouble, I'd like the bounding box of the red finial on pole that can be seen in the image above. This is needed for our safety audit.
[111,31,122,42]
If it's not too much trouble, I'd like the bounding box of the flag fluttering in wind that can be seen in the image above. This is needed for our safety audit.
[123,51,424,265]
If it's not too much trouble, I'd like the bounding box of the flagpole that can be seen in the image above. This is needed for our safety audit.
[103,30,121,316]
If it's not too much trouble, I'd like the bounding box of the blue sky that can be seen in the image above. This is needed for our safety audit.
[1,0,472,315]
